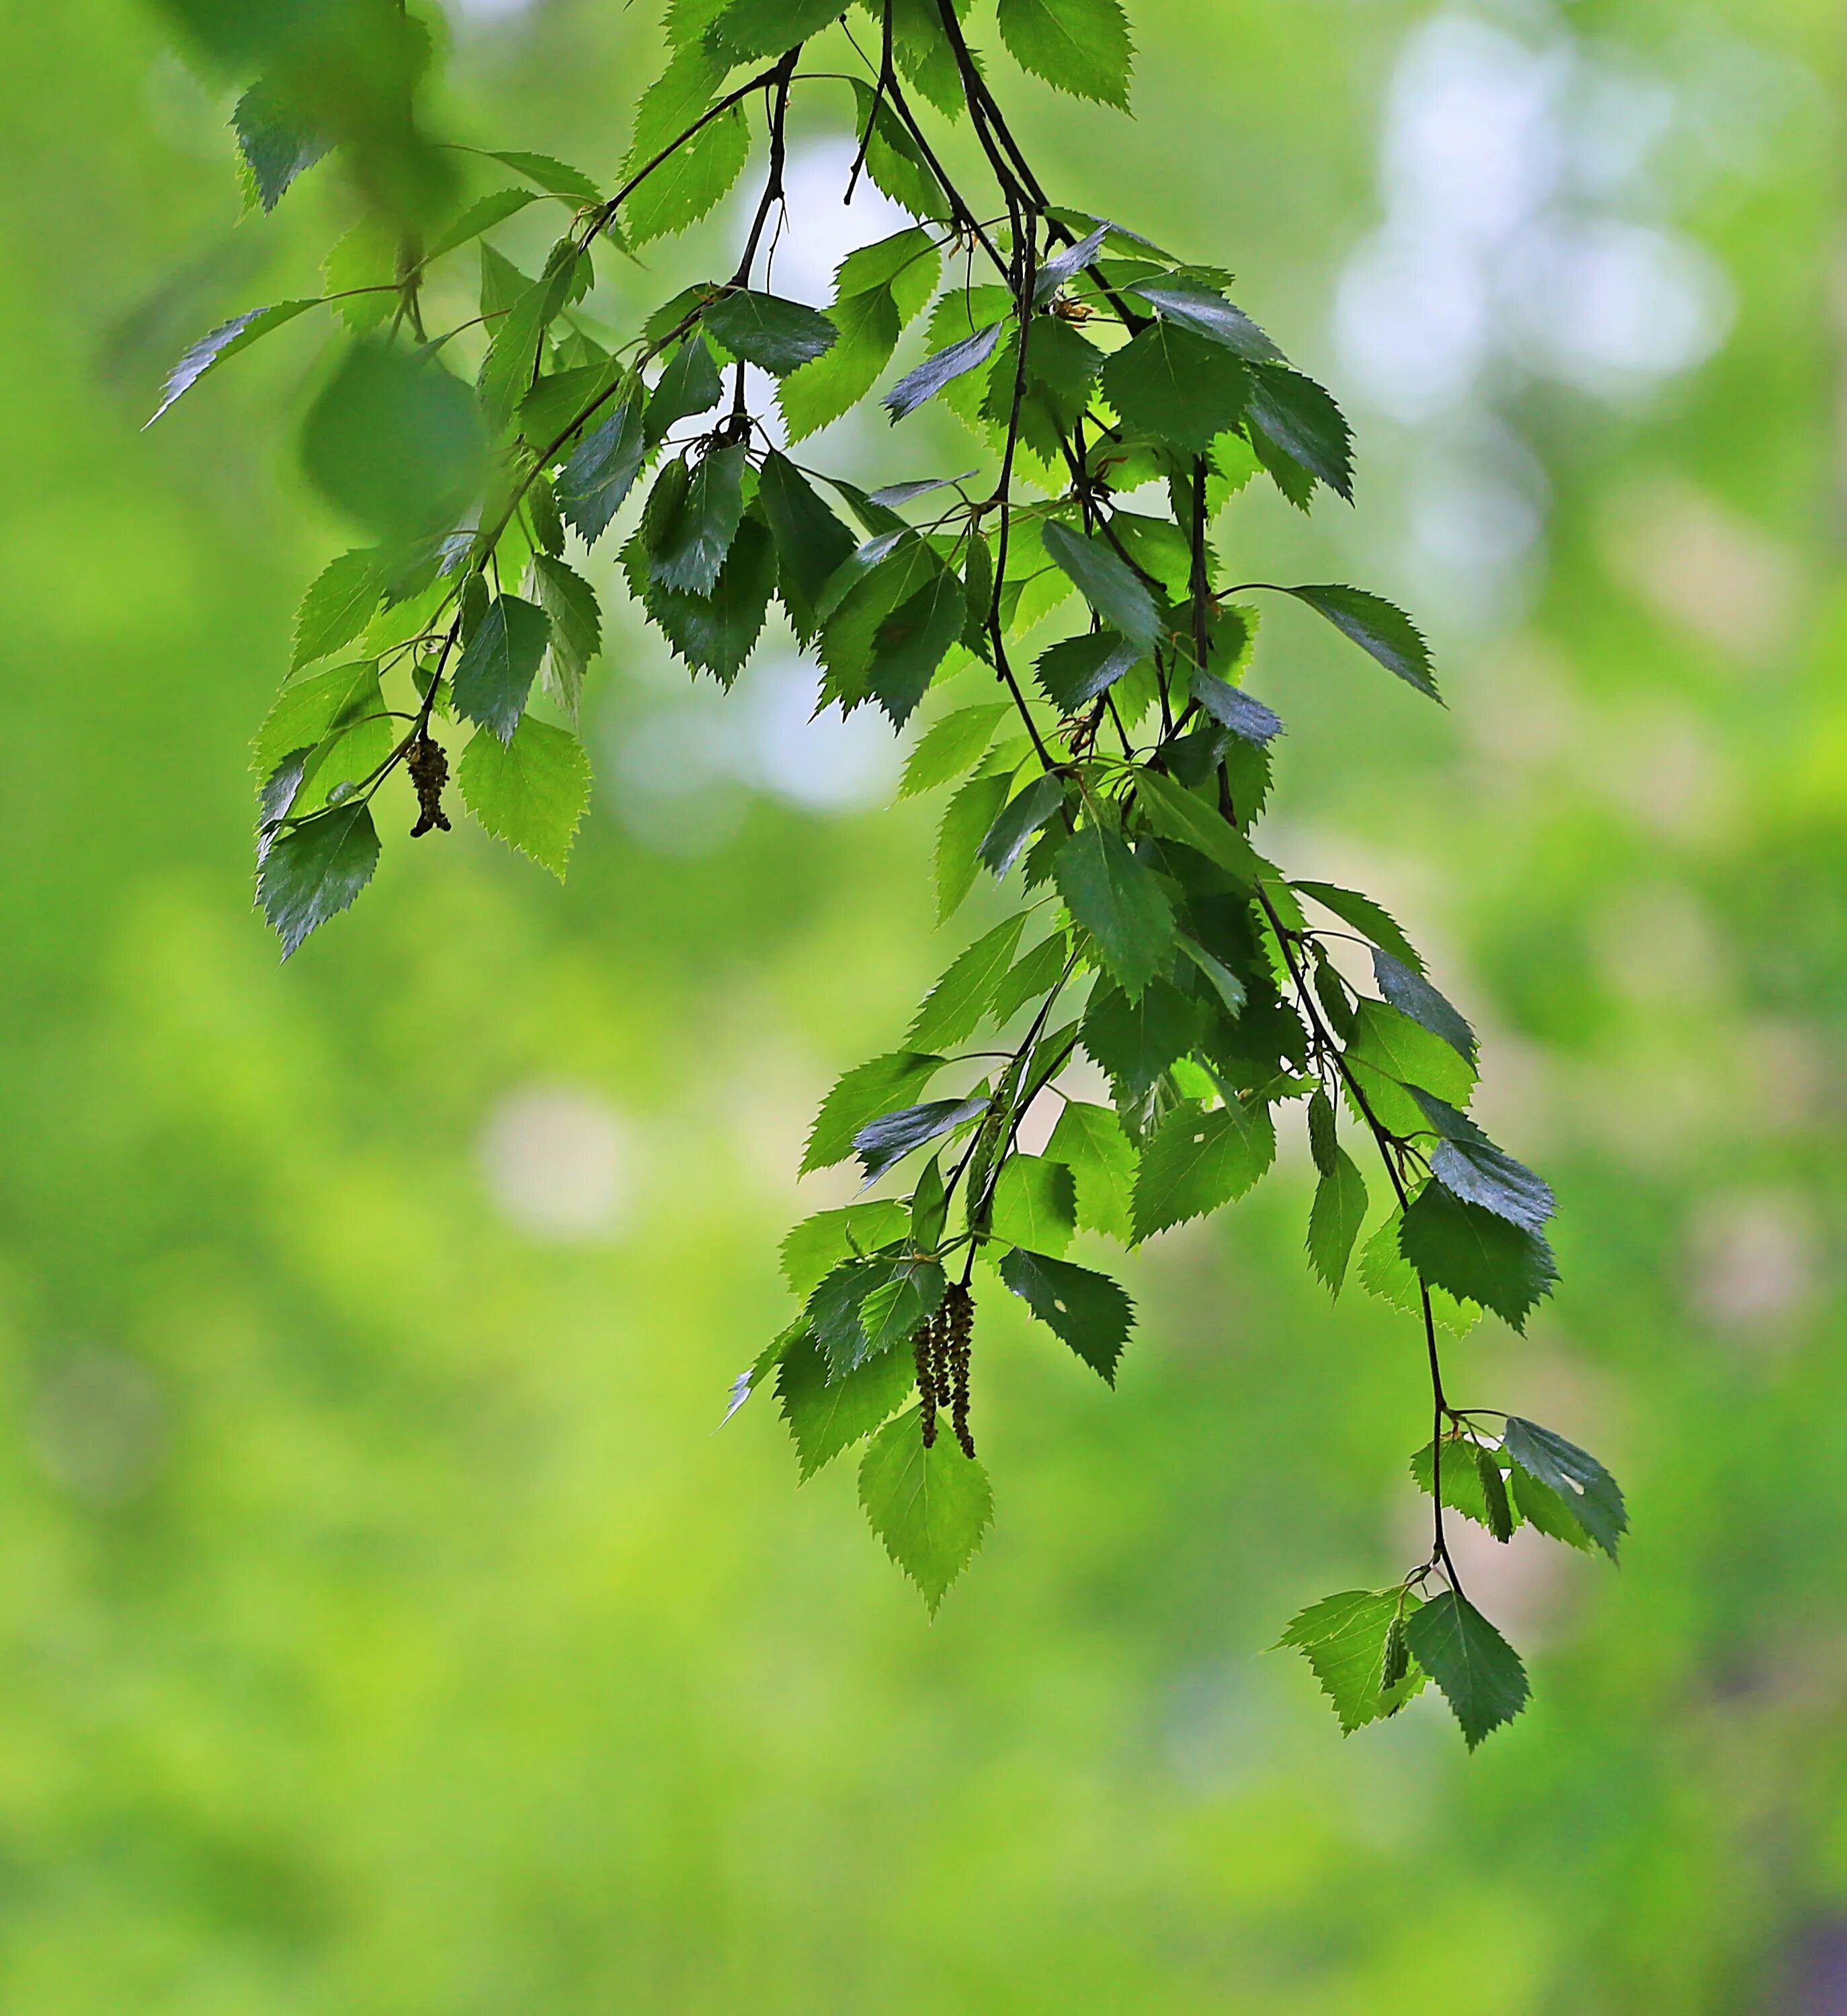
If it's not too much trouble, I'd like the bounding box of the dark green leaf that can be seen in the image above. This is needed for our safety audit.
[1137,279,1281,361]
[979,772,1067,878]
[858,1409,993,1615]
[908,914,1029,1051]
[1035,630,1141,711]
[1502,1418,1627,1561]
[452,594,550,743]
[1053,821,1176,999]
[149,300,316,425]
[862,567,967,726]
[1307,1147,1367,1294]
[1509,1466,1596,1554]
[1133,1097,1277,1241]
[885,321,1007,423]
[1277,1589,1426,1734]
[1294,880,1425,972]
[1428,1126,1555,1236]
[938,771,1013,921]
[1399,1183,1557,1333]
[1307,1088,1339,1177]
[647,446,747,595]
[757,450,856,637]
[1357,1210,1481,1337]
[257,800,380,959]
[291,550,385,671]
[855,1097,989,1185]
[803,1052,942,1174]
[1044,1101,1137,1242]
[1244,366,1353,503]
[1102,321,1247,452]
[807,1259,892,1374]
[704,288,838,374]
[630,516,778,685]
[991,929,1069,1026]
[1372,949,1475,1059]
[1479,1446,1516,1542]
[645,334,724,446]
[1133,770,1262,888]
[1177,937,1248,1017]
[1285,583,1436,699]
[555,399,645,544]
[858,1258,948,1364]
[456,718,589,878]
[1404,1591,1529,1750]
[997,0,1135,107]
[777,1330,918,1480]
[1082,978,1203,1101]
[1000,1247,1133,1382]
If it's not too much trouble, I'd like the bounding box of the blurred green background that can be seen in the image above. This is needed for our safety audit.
[3,0,1844,2007]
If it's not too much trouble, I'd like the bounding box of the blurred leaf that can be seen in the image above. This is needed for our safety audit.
[859,1410,993,1616]
[257,800,380,959]
[1405,1592,1528,1750]
[999,1247,1133,1381]
[425,187,540,265]
[233,79,327,212]
[804,1052,943,1174]
[457,718,589,878]
[452,595,550,743]
[1133,1097,1276,1241]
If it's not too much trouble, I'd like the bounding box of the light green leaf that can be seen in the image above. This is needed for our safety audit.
[990,1155,1078,1258]
[291,549,386,671]
[488,150,602,203]
[858,1409,994,1615]
[457,718,591,878]
[1133,1097,1276,1241]
[1044,1101,1137,1243]
[530,553,602,725]
[1276,1589,1426,1734]
[1307,1147,1367,1294]
[938,771,1013,921]
[780,1201,911,1300]
[908,914,1029,1052]
[778,285,903,439]
[778,1331,919,1481]
[803,1052,943,1174]
[254,660,385,778]
[901,704,1012,798]
[1356,1210,1480,1336]
[997,0,1135,107]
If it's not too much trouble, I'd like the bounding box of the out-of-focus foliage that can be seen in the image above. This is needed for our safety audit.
[0,0,1843,2005]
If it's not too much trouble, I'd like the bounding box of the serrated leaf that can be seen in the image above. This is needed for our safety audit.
[1035,630,1141,712]
[858,1257,948,1363]
[233,80,327,213]
[1404,1591,1528,1750]
[1277,1589,1426,1734]
[1307,1147,1367,1294]
[862,566,967,726]
[992,929,1071,1027]
[1102,321,1247,452]
[629,517,778,685]
[1479,1446,1516,1542]
[886,321,1007,423]
[1044,1101,1137,1242]
[1188,669,1284,747]
[1178,937,1247,1017]
[148,301,316,426]
[1244,366,1353,504]
[1081,979,1201,1101]
[979,772,1066,879]
[555,399,645,544]
[803,1052,943,1173]
[778,284,903,440]
[1133,1097,1276,1241]
[1038,521,1159,653]
[1409,1437,1496,1529]
[997,0,1135,107]
[1357,1211,1480,1336]
[1284,584,1436,700]
[1399,1183,1557,1333]
[489,150,601,203]
[1053,821,1174,1000]
[457,718,589,878]
[780,1201,912,1300]
[1372,949,1474,1059]
[703,289,838,375]
[1344,999,1476,1138]
[713,0,844,56]
[1430,1133,1556,1237]
[999,1247,1132,1382]
[854,1096,989,1185]
[530,553,602,724]
[1294,880,1425,972]
[778,1331,919,1480]
[901,704,1011,798]
[938,771,1013,921]
[645,334,724,447]
[990,1157,1078,1259]
[427,187,542,265]
[846,80,947,218]
[452,594,550,743]
[257,800,380,959]
[757,450,856,637]
[859,1409,993,1615]
[1134,770,1261,888]
[627,106,751,245]
[1137,279,1281,361]
[647,445,747,596]
[290,551,386,671]
[1502,1418,1626,1561]
[908,915,1028,1052]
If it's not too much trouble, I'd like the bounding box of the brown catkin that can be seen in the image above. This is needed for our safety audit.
[914,1314,939,1450]
[941,1282,975,1460]
[407,734,452,838]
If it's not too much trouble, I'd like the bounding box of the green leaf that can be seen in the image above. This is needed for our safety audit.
[644,335,724,447]
[478,249,585,428]
[233,80,327,212]
[1053,821,1175,999]
[290,548,385,673]
[713,0,844,56]
[777,1331,919,1481]
[997,0,1135,107]
[1508,1466,1596,1554]
[626,103,750,245]
[555,399,645,544]
[858,1258,948,1363]
[1399,1183,1557,1333]
[1307,1147,1367,1294]
[1419,1105,1555,1236]
[1344,999,1475,1138]
[1409,1437,1497,1531]
[757,451,856,638]
[1081,978,1203,1101]
[990,1157,1078,1259]
[778,286,902,441]
[886,322,1007,423]
[992,929,1070,1026]
[457,718,590,878]
[1404,1591,1529,1750]
[908,913,1029,1051]
[807,1259,893,1374]
[855,1097,990,1185]
[1244,366,1353,503]
[703,289,838,374]
[1177,937,1247,1017]
[858,1409,993,1616]
[1102,321,1247,452]
[646,446,747,596]
[1276,1589,1425,1734]
[803,1052,943,1174]
[257,800,380,959]
[1137,279,1281,361]
[1294,880,1424,972]
[1035,630,1141,712]
[530,553,602,725]
[1502,1418,1627,1561]
[780,1201,911,1300]
[254,659,386,778]
[488,149,602,203]
[1038,522,1159,653]
[1133,1097,1276,1241]
[1372,949,1474,1059]
[1187,668,1284,747]
[1032,223,1111,305]
[911,1154,949,1251]
[847,81,947,218]
[452,595,550,743]
[1356,1211,1480,1337]
[901,703,1011,798]
[1044,1101,1137,1242]
[426,187,542,265]
[980,772,1067,879]
[862,567,967,726]
[1133,771,1261,888]
[148,300,316,425]
[1283,585,1437,702]
[999,1247,1133,1382]
[938,771,1014,921]
[1479,1447,1516,1543]
[626,517,778,686]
